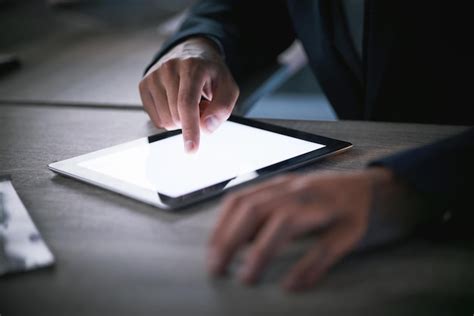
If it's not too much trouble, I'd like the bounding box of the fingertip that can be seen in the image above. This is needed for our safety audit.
[281,277,308,292]
[281,266,308,292]
[207,247,225,277]
[281,275,297,292]
[182,126,200,153]
[238,264,257,285]
[184,139,198,153]
[281,266,325,292]
[181,122,200,153]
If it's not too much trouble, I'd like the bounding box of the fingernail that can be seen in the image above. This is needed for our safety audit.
[205,115,219,133]
[185,140,195,153]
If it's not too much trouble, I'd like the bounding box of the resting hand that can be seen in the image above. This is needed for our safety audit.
[207,167,412,291]
[139,37,239,153]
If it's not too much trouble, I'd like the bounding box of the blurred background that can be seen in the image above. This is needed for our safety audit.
[0,0,340,120]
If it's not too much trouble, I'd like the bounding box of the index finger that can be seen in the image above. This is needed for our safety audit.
[177,74,206,153]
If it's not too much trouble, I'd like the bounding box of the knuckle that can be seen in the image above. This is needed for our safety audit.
[222,99,235,112]
[180,114,198,127]
[229,78,240,95]
[234,82,240,96]
[138,79,147,92]
[242,201,265,218]
[159,59,176,73]
[241,202,257,216]
[181,57,197,69]
[150,73,163,87]
[232,88,240,102]
[178,96,198,110]
[162,58,175,68]
[182,56,202,66]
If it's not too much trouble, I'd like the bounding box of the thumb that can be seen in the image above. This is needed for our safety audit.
[200,83,238,133]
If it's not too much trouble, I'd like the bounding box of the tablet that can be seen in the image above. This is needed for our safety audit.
[49,116,352,210]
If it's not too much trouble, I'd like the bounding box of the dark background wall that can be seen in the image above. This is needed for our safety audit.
[0,0,363,120]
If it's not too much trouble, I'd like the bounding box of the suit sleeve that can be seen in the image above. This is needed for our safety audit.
[370,128,474,237]
[145,0,296,81]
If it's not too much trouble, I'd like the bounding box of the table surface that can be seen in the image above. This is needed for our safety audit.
[0,104,473,316]
[0,1,189,107]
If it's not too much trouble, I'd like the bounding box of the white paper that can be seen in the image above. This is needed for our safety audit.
[0,177,55,276]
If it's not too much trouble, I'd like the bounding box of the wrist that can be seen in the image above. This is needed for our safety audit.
[184,36,222,56]
[366,167,395,189]
[358,167,422,249]
[171,36,223,62]
[146,36,224,77]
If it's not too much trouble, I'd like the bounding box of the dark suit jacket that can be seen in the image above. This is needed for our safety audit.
[147,0,473,232]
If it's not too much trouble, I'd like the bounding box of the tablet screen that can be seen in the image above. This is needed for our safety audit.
[79,121,325,197]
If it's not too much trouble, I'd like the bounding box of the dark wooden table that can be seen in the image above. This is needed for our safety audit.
[0,104,472,316]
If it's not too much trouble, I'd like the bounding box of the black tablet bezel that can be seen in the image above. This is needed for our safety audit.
[49,116,352,210]
[150,115,352,209]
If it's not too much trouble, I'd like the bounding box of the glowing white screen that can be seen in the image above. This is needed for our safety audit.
[79,121,325,197]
